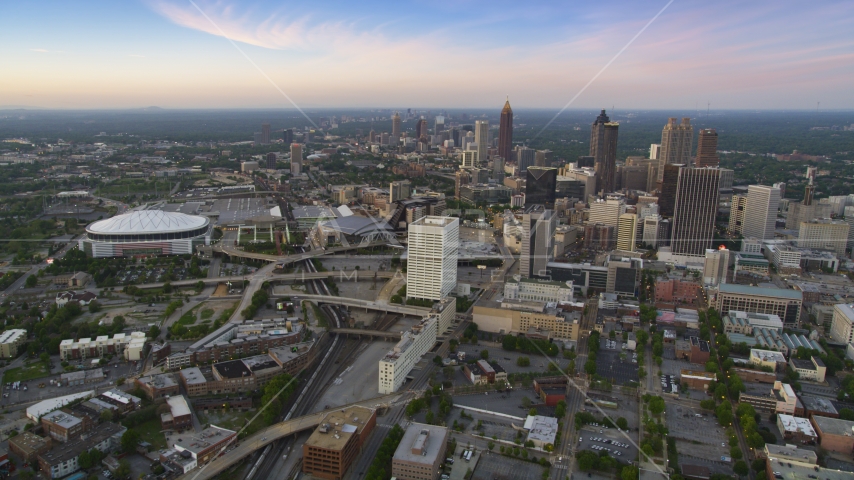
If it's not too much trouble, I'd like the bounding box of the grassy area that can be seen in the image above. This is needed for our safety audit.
[134,418,167,450]
[3,362,50,383]
[211,409,267,438]
[200,308,214,320]
[310,302,328,329]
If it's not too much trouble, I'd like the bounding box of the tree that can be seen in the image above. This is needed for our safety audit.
[78,450,92,470]
[621,465,639,480]
[120,429,140,454]
[100,409,113,422]
[487,441,495,451]
[840,408,854,421]
[555,400,567,418]
[480,349,489,360]
[616,417,628,430]
[517,357,530,367]
[733,460,749,476]
[433,355,443,366]
[88,301,102,313]
[529,408,538,416]
[521,396,532,408]
[115,460,131,480]
[647,396,665,415]
[576,451,599,471]
[25,275,37,288]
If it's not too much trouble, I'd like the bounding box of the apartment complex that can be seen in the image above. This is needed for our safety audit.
[714,284,803,326]
[406,216,459,301]
[391,424,449,480]
[59,332,147,361]
[0,329,27,358]
[378,318,437,394]
[302,406,377,480]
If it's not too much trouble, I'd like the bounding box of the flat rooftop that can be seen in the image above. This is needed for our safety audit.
[718,283,803,300]
[393,423,449,466]
[767,457,851,480]
[812,415,854,436]
[305,405,375,452]
[173,425,237,456]
[42,410,83,429]
[213,359,252,379]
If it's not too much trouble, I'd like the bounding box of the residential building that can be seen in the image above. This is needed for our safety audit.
[798,219,849,258]
[59,332,147,361]
[392,423,448,480]
[703,247,730,286]
[657,117,694,182]
[504,276,574,303]
[671,167,720,256]
[0,329,27,358]
[695,128,719,168]
[303,406,376,480]
[714,284,803,327]
[811,416,854,454]
[616,213,638,251]
[589,110,619,193]
[378,318,437,394]
[829,303,854,344]
[37,422,125,479]
[406,216,459,301]
[8,431,52,463]
[744,185,781,241]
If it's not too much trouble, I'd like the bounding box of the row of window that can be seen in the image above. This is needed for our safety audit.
[87,225,209,243]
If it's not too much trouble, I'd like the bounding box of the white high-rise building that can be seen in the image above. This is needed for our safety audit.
[642,214,662,248]
[378,317,437,394]
[616,213,638,252]
[588,198,626,227]
[474,120,489,166]
[844,206,854,248]
[649,144,661,160]
[743,185,781,241]
[460,151,476,169]
[703,247,730,286]
[407,216,459,300]
[519,207,556,279]
[729,195,747,234]
[830,304,854,344]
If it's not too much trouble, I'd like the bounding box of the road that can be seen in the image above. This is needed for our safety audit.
[2,239,77,296]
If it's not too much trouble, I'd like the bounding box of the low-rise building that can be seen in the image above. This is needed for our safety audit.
[811,416,854,454]
[776,414,817,444]
[172,425,237,464]
[504,276,574,303]
[789,356,826,382]
[161,396,193,431]
[302,406,376,480]
[97,389,141,413]
[60,369,106,386]
[714,283,803,327]
[8,432,52,463]
[799,395,839,419]
[59,332,147,361]
[533,377,567,406]
[135,373,180,399]
[680,370,716,391]
[739,381,797,414]
[473,300,580,341]
[524,415,558,448]
[765,456,850,480]
[762,444,817,464]
[749,349,787,371]
[391,423,449,480]
[37,422,125,479]
[55,291,97,307]
[0,329,27,358]
[41,411,90,443]
[675,336,710,364]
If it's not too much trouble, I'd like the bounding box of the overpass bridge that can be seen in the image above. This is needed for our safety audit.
[213,241,396,263]
[132,270,399,290]
[330,328,402,340]
[176,393,405,480]
[283,294,432,316]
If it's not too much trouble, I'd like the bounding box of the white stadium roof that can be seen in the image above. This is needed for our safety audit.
[87,210,208,235]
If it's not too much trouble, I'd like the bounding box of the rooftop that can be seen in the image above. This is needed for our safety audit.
[777,414,816,437]
[811,415,854,436]
[524,415,558,444]
[750,349,787,363]
[305,406,375,451]
[42,410,83,429]
[180,367,208,386]
[718,283,803,300]
[173,425,237,456]
[213,359,252,379]
[291,205,337,219]
[167,396,192,418]
[767,457,851,480]
[38,422,125,465]
[393,423,449,465]
[86,210,208,235]
[799,395,838,415]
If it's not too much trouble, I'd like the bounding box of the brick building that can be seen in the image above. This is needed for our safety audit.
[811,416,854,454]
[391,423,449,480]
[8,432,52,463]
[135,373,180,400]
[41,411,91,443]
[302,406,376,480]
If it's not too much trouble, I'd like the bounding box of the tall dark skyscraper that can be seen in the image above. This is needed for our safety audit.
[671,167,720,256]
[261,123,271,144]
[695,128,719,167]
[525,167,557,209]
[589,110,619,194]
[415,119,428,141]
[282,129,294,145]
[498,98,513,164]
[658,164,683,217]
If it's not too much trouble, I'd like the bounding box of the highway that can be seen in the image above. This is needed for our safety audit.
[131,270,397,290]
[284,293,432,316]
[214,240,393,263]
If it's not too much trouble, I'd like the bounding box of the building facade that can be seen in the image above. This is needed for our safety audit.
[406,216,459,301]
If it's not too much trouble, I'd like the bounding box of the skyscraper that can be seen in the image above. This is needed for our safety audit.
[392,112,402,139]
[498,98,513,165]
[455,170,471,200]
[415,119,428,141]
[520,207,556,279]
[743,185,781,241]
[670,167,720,256]
[589,110,619,194]
[475,120,489,166]
[434,115,445,134]
[729,195,747,234]
[695,128,719,168]
[515,146,535,174]
[657,118,694,182]
[657,164,683,217]
[265,152,277,170]
[282,129,294,145]
[407,216,459,301]
[703,247,730,286]
[525,167,557,209]
[290,143,303,175]
[261,123,271,145]
[617,213,638,252]
[390,180,412,202]
[492,156,504,182]
[460,151,476,169]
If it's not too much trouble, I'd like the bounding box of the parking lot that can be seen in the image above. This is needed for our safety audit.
[665,403,733,476]
[577,424,637,464]
[115,265,194,285]
[453,387,550,419]
[594,339,638,385]
[455,343,573,376]
[471,452,545,480]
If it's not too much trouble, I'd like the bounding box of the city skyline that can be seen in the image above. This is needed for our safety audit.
[2,1,853,109]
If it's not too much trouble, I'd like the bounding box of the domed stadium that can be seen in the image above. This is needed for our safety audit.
[80,210,211,258]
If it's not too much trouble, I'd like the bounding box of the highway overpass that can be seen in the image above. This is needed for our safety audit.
[330,328,402,340]
[213,240,396,263]
[176,393,405,480]
[284,294,432,316]
[132,270,399,290]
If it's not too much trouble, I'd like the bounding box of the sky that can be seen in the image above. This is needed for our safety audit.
[1,0,853,110]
